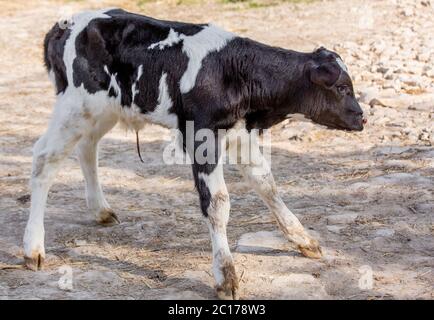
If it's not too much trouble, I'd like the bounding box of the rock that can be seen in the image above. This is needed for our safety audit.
[393,67,405,74]
[401,127,419,140]
[73,239,87,246]
[423,68,434,78]
[382,79,401,91]
[376,66,389,74]
[405,65,425,75]
[359,44,371,52]
[358,87,379,104]
[401,7,414,17]
[400,27,416,39]
[370,40,386,54]
[368,93,434,109]
[375,228,395,237]
[418,131,432,145]
[384,70,395,80]
[400,49,416,60]
[393,79,402,91]
[399,75,425,88]
[236,231,289,253]
[417,52,431,62]
[327,213,358,225]
[380,46,399,59]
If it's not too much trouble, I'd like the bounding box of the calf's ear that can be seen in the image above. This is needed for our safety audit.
[309,62,340,88]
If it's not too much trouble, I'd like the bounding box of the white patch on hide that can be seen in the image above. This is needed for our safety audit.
[131,64,143,102]
[144,72,178,128]
[63,8,113,87]
[148,24,234,94]
[180,24,234,93]
[148,28,182,50]
[104,65,121,100]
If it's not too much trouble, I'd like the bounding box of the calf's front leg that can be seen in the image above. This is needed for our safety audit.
[232,134,322,258]
[192,161,238,300]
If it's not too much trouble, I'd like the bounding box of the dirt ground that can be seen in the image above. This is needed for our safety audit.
[0,0,433,300]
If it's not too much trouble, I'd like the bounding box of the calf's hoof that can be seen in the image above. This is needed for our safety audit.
[216,263,239,300]
[97,208,120,225]
[24,253,44,271]
[216,283,239,300]
[298,238,322,259]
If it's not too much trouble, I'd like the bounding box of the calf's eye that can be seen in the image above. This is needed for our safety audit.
[336,85,348,95]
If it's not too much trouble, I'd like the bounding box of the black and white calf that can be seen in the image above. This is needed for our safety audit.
[24,8,364,299]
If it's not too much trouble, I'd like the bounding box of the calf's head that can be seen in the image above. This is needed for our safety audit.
[302,47,365,131]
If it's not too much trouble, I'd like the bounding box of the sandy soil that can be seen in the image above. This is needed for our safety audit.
[0,0,433,300]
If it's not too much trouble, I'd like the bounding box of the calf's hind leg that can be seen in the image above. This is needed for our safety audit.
[23,94,93,270]
[76,113,118,224]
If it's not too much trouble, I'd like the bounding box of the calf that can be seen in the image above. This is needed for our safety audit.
[23,8,364,299]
